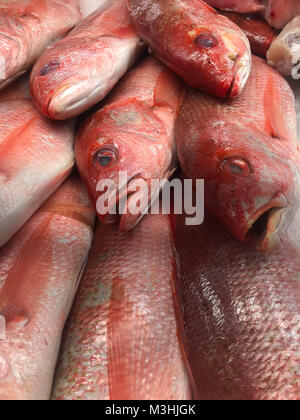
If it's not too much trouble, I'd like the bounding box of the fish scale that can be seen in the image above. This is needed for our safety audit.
[0,175,95,400]
[171,199,300,400]
[52,214,191,400]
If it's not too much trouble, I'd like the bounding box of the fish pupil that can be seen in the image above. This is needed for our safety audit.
[99,155,112,167]
[195,33,218,49]
[222,158,251,177]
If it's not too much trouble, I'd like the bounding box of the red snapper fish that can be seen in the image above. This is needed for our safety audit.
[176,55,300,251]
[76,56,184,232]
[0,0,81,89]
[206,0,300,29]
[0,175,95,400]
[171,191,300,400]
[0,76,75,248]
[128,0,251,98]
[30,0,143,120]
[220,11,277,57]
[52,214,191,400]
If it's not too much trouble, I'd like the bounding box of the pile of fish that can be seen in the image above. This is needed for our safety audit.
[0,0,299,401]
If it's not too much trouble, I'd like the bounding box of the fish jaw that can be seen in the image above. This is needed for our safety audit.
[227,50,251,98]
[176,121,300,250]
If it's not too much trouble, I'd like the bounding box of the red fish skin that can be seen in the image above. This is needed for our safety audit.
[264,0,300,29]
[0,174,95,400]
[128,0,251,99]
[52,214,191,400]
[171,186,300,400]
[176,54,300,249]
[0,0,81,90]
[204,0,266,14]
[220,11,277,57]
[205,0,300,29]
[76,55,184,232]
[0,76,75,248]
[30,0,143,120]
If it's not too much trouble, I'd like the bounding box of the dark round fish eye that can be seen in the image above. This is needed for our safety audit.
[195,33,219,48]
[94,146,118,168]
[221,157,252,177]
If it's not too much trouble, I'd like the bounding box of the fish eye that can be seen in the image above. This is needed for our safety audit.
[221,157,252,177]
[195,33,218,49]
[39,60,60,76]
[93,146,118,169]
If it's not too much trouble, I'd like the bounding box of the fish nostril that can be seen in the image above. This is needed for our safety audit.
[39,60,60,77]
[221,157,252,177]
[195,33,218,49]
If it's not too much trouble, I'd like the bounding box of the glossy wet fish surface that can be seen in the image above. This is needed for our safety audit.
[0,0,81,90]
[30,0,143,120]
[128,0,251,98]
[0,175,95,400]
[171,202,300,400]
[176,55,300,250]
[206,0,300,29]
[52,214,191,400]
[76,55,184,231]
[220,11,277,57]
[0,76,75,248]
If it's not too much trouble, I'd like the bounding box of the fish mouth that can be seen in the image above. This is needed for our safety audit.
[244,193,289,252]
[227,53,251,98]
[47,81,103,120]
[98,175,168,232]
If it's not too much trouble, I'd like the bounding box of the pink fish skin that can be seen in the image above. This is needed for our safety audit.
[30,0,143,120]
[204,0,266,14]
[171,182,300,400]
[0,174,95,400]
[176,55,300,251]
[128,0,251,98]
[0,0,81,89]
[76,56,184,232]
[52,214,191,400]
[206,0,300,29]
[0,76,75,248]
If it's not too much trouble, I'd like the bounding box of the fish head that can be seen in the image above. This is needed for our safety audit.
[166,11,251,98]
[30,36,138,120]
[178,122,300,251]
[76,101,176,231]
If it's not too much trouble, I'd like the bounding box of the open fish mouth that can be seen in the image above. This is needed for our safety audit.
[227,53,251,98]
[244,193,289,252]
[98,175,167,231]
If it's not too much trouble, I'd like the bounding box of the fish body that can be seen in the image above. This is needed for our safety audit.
[264,0,300,30]
[0,0,81,89]
[220,11,276,57]
[176,55,300,250]
[206,0,300,29]
[128,0,251,98]
[204,0,266,14]
[171,196,300,400]
[30,0,143,120]
[0,77,75,248]
[267,16,300,79]
[76,56,184,231]
[0,175,95,400]
[79,0,108,18]
[52,214,191,400]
